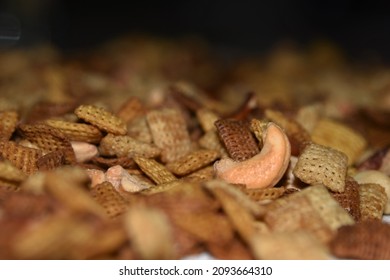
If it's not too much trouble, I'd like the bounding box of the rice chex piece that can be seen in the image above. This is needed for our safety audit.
[359,183,387,221]
[133,156,177,184]
[18,123,76,164]
[74,104,127,135]
[0,110,18,140]
[166,149,220,176]
[127,116,153,143]
[331,176,361,222]
[215,119,259,161]
[99,134,160,158]
[45,119,103,144]
[293,142,348,192]
[329,220,390,259]
[146,108,192,163]
[0,141,41,175]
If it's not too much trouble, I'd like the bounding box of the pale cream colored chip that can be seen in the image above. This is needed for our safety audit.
[75,104,127,135]
[99,133,160,158]
[293,142,348,192]
[311,118,367,165]
[146,108,192,163]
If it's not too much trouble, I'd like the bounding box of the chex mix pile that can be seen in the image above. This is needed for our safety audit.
[0,37,389,259]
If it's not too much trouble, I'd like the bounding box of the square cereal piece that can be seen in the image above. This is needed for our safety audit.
[133,156,177,184]
[146,108,192,163]
[0,141,41,175]
[0,110,18,140]
[359,183,387,221]
[293,142,348,192]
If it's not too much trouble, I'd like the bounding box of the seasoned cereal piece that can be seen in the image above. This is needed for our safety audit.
[293,142,348,192]
[133,156,177,184]
[116,96,146,123]
[0,110,18,140]
[358,183,387,221]
[331,176,361,222]
[0,141,41,175]
[75,104,127,135]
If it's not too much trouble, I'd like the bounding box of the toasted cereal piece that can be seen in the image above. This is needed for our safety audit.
[331,176,361,221]
[0,160,27,183]
[329,220,390,259]
[45,119,103,144]
[18,123,76,164]
[264,109,311,156]
[0,110,18,140]
[124,206,176,259]
[353,170,390,214]
[36,150,66,171]
[238,186,286,202]
[196,108,220,133]
[0,141,41,174]
[127,116,153,143]
[198,130,229,158]
[311,118,367,165]
[264,194,334,243]
[166,149,219,176]
[295,103,324,133]
[359,183,387,221]
[116,96,146,123]
[251,231,331,260]
[74,104,127,135]
[186,166,215,182]
[90,181,129,218]
[133,156,177,184]
[91,156,136,169]
[146,108,192,163]
[99,134,160,158]
[215,119,259,161]
[293,142,348,192]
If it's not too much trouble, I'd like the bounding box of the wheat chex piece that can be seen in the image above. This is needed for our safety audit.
[264,109,312,156]
[99,133,160,158]
[166,149,220,176]
[331,176,361,222]
[329,220,390,259]
[74,104,127,135]
[18,123,76,164]
[251,231,331,260]
[116,96,146,123]
[311,118,367,165]
[0,110,18,140]
[90,181,129,219]
[293,142,348,192]
[198,130,229,158]
[133,156,177,184]
[146,108,192,163]
[45,119,103,144]
[358,183,387,221]
[0,141,41,175]
[124,206,176,259]
[215,119,259,161]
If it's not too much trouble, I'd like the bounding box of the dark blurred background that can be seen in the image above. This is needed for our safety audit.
[1,0,390,61]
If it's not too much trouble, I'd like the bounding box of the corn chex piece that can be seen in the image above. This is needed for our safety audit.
[293,142,348,192]
[166,149,219,176]
[0,160,27,183]
[90,181,129,219]
[18,123,76,164]
[329,220,390,259]
[215,119,259,161]
[133,156,177,184]
[45,119,103,144]
[0,141,41,175]
[331,176,361,222]
[186,166,215,182]
[127,116,153,143]
[237,186,286,202]
[146,108,192,163]
[0,110,18,140]
[99,134,160,158]
[74,104,127,135]
[311,118,367,165]
[264,109,311,156]
[359,183,387,221]
[251,231,331,260]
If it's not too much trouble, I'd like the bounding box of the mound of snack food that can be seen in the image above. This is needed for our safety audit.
[0,37,389,259]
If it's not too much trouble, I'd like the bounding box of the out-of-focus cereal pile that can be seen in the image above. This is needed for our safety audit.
[0,37,389,260]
